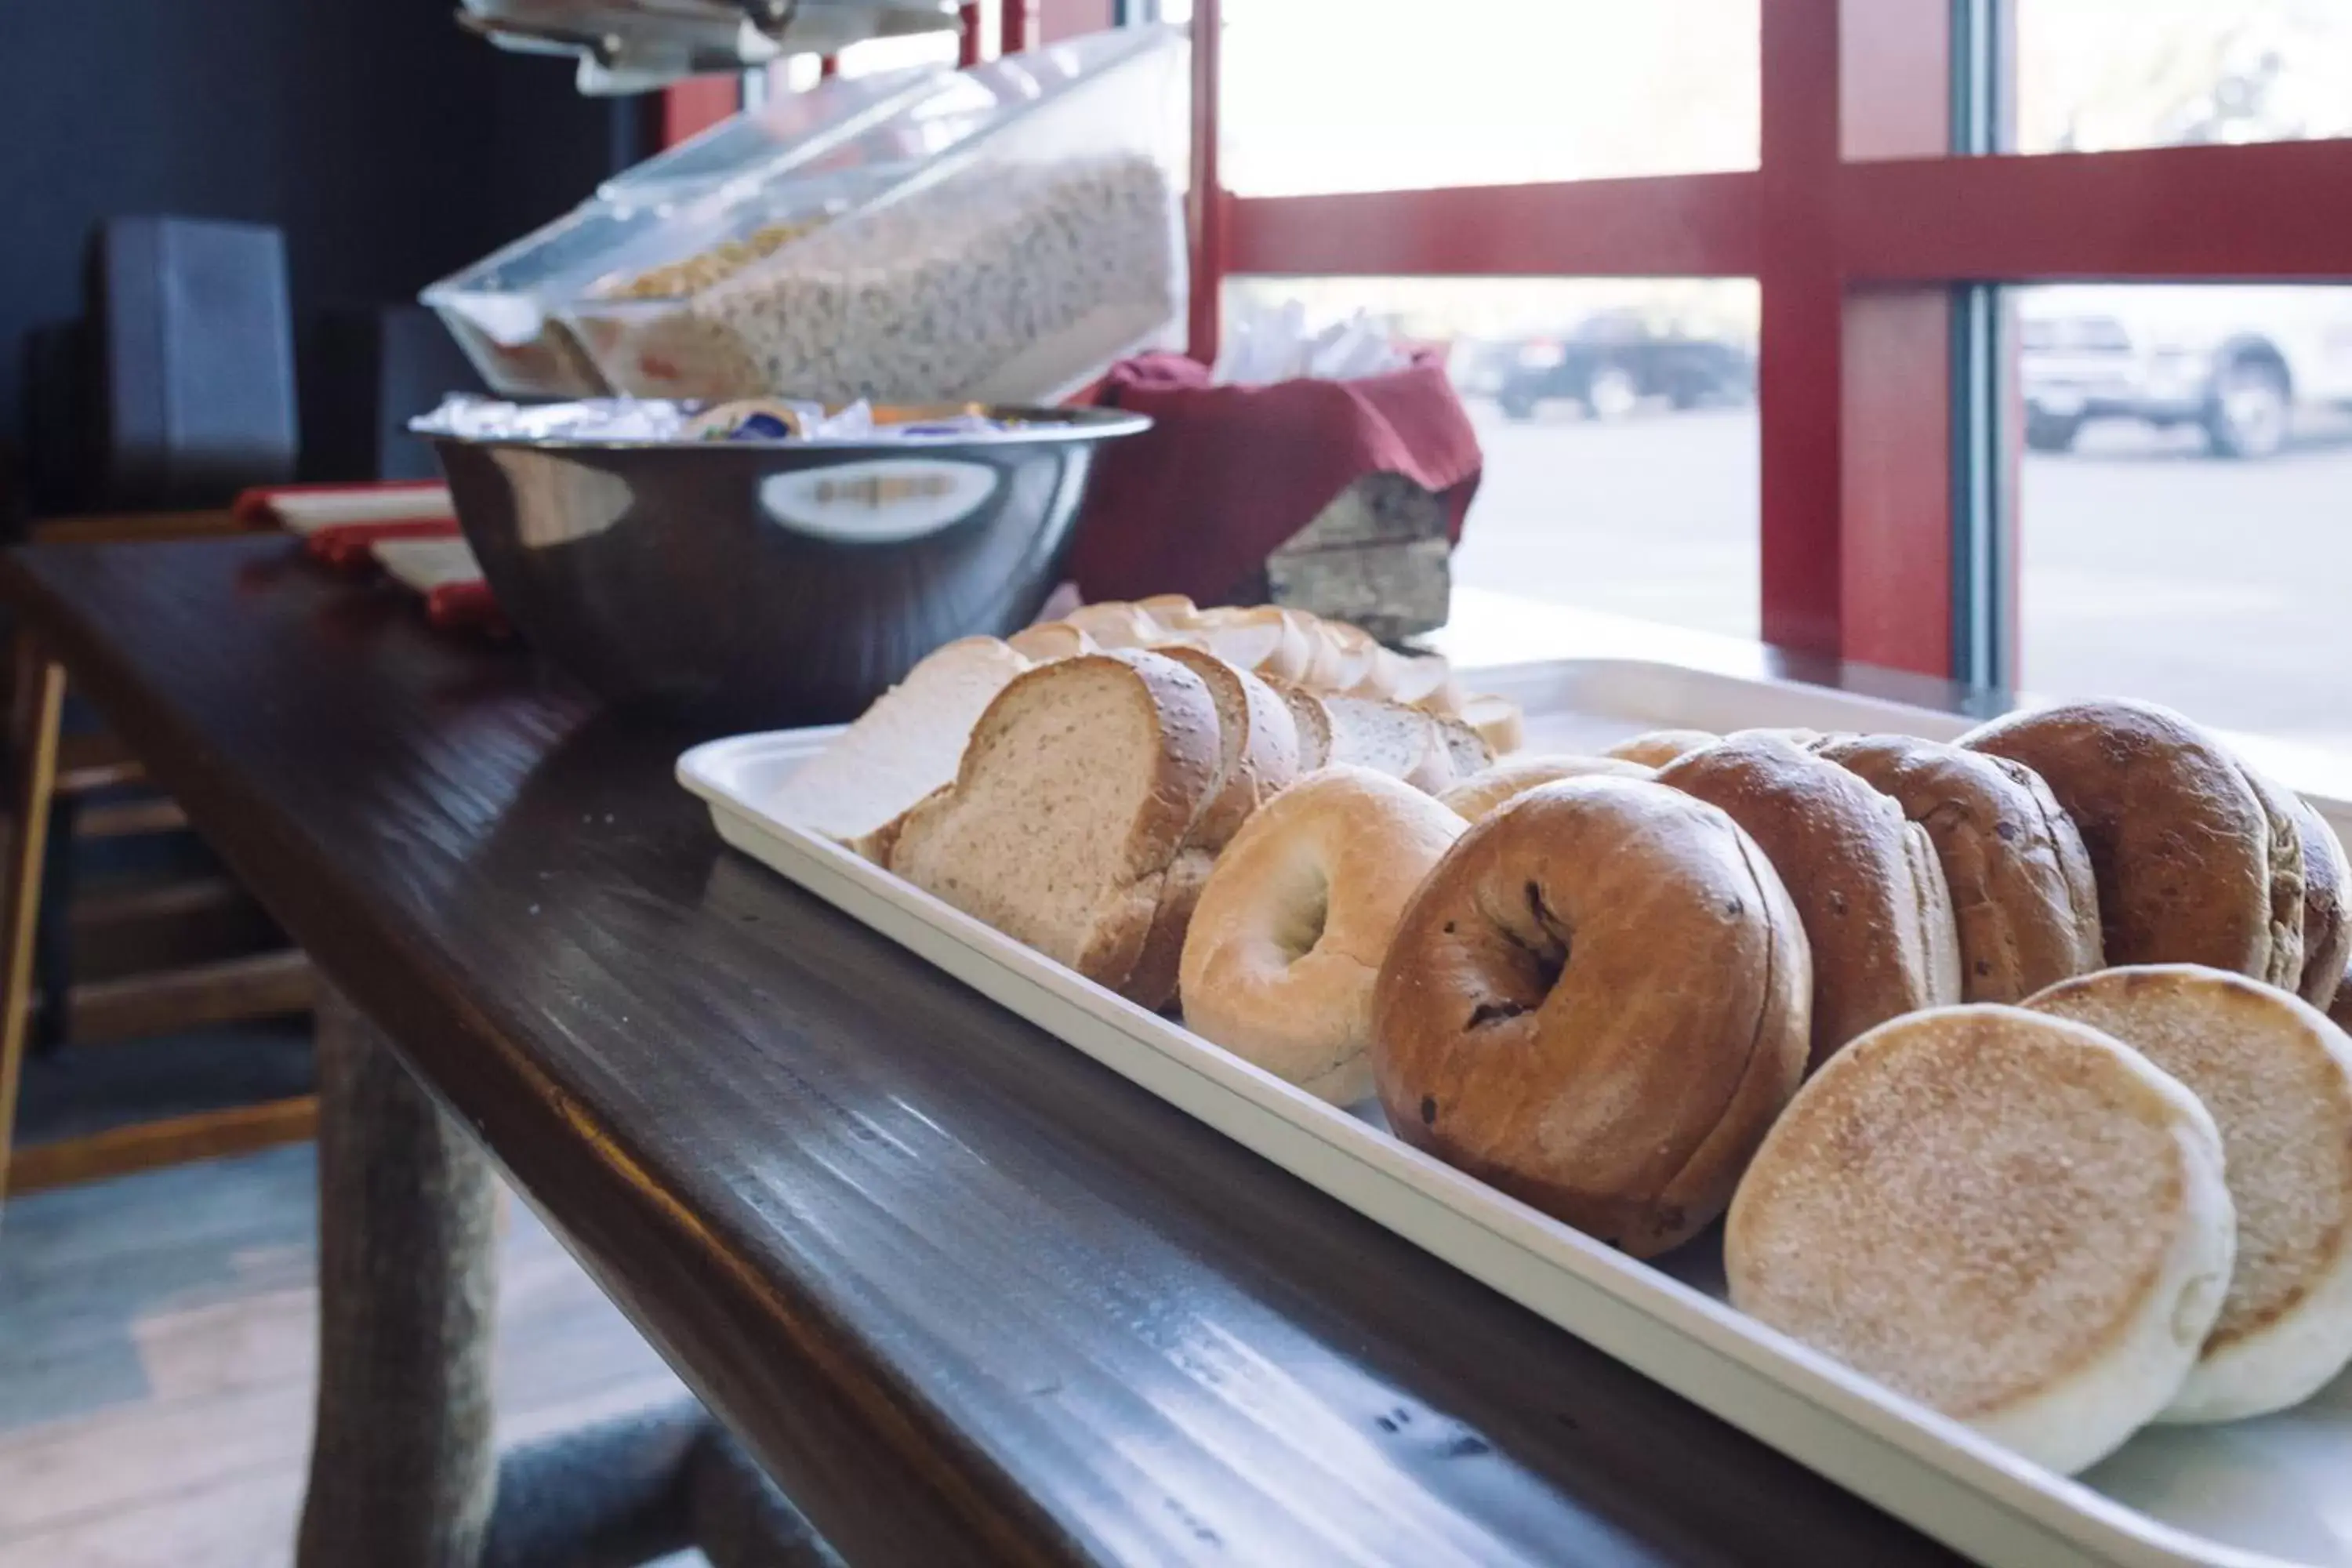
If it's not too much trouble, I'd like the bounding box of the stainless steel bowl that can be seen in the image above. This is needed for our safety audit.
[421,404,1149,725]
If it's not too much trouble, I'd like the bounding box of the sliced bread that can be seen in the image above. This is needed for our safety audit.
[1431,713,1494,779]
[889,651,1221,999]
[1270,679,1334,769]
[1007,621,1097,662]
[771,637,1030,859]
[1323,694,1455,793]
[1153,647,1302,851]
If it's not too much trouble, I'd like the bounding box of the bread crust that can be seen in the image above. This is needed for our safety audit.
[1370,776,1811,1256]
[1266,679,1333,770]
[889,651,1220,1000]
[1180,768,1465,1099]
[1658,735,1964,1072]
[1152,648,1302,851]
[2293,800,2352,1010]
[1604,729,1718,768]
[1817,735,2102,1003]
[1437,755,1653,822]
[1962,699,2301,984]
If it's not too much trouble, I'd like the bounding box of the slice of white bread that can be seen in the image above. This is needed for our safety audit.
[1063,601,1160,649]
[771,637,1030,859]
[1188,606,1317,685]
[1007,621,1097,662]
[1136,593,1201,633]
[1727,1004,2234,1476]
[1152,648,1302,851]
[1270,680,1334,770]
[1460,694,1525,757]
[1322,694,1454,793]
[2026,964,2352,1422]
[889,651,1221,1000]
[1394,653,1462,714]
[1430,713,1494,779]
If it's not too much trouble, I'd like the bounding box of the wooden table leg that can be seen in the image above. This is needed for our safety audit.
[0,633,66,1210]
[298,982,500,1567]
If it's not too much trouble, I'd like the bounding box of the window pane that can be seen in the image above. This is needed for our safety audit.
[1218,1,1759,196]
[2016,283,2352,750]
[1226,277,1760,642]
[2016,2,2352,154]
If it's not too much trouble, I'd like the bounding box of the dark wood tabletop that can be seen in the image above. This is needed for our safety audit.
[1,536,1968,1566]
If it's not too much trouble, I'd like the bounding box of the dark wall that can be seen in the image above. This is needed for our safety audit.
[0,0,642,504]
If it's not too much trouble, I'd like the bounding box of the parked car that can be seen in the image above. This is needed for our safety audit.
[1493,312,1755,421]
[2020,285,2352,459]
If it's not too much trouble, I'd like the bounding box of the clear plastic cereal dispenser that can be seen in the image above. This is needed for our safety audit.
[558,25,1191,405]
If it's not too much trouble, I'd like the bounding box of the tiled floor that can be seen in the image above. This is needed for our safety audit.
[0,1145,696,1567]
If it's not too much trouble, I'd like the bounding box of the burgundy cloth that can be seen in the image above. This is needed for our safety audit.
[1066,351,1483,607]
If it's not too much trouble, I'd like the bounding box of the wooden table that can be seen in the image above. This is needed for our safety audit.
[0,536,1969,1566]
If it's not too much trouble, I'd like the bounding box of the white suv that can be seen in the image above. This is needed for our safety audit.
[2018,285,2352,459]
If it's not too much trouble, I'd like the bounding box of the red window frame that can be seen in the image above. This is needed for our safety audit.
[670,2,2352,679]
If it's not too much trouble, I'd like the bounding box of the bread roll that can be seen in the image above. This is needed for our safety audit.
[2026,965,2352,1422]
[1817,735,2102,1003]
[2293,800,2352,1010]
[1604,729,1717,768]
[1372,776,1811,1257]
[1727,1005,2234,1475]
[1180,768,1465,1102]
[1437,755,1653,823]
[1962,699,2306,987]
[1658,735,1963,1072]
[1459,694,1523,757]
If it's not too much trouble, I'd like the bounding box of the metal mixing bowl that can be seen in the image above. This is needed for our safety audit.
[421,404,1149,725]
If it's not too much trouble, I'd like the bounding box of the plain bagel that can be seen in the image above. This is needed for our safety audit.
[1179,767,1465,1104]
[1371,775,1812,1257]
[1437,755,1653,822]
[1657,735,1963,1073]
[1817,735,2103,1004]
[1962,699,2306,987]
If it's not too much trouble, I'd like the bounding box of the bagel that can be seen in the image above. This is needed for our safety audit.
[1604,729,1717,768]
[2025,965,2352,1422]
[1817,735,2102,1003]
[1728,1005,2232,1475]
[1437,755,1653,822]
[2293,800,2352,1009]
[1657,735,1963,1072]
[1180,768,1465,1102]
[1371,776,1811,1257]
[1962,699,2306,986]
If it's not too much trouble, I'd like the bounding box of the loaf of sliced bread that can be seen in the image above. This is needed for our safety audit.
[1153,648,1302,851]
[1431,713,1494,779]
[888,651,1221,999]
[771,637,1031,860]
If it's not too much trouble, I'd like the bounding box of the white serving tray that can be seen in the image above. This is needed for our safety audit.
[678,657,2352,1568]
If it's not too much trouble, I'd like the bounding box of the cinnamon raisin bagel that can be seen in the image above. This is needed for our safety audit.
[1962,699,2306,987]
[1817,735,2102,1004]
[1180,767,1465,1103]
[1657,735,1962,1072]
[1370,776,1811,1257]
[1437,755,1653,823]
